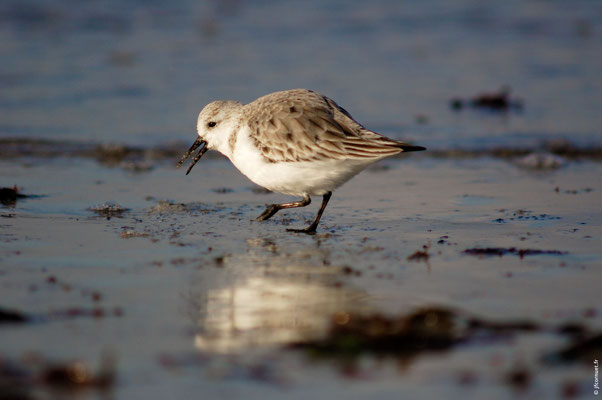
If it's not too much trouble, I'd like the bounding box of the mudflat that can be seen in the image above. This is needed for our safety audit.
[1,150,600,398]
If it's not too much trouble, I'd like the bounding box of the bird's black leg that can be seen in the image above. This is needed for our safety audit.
[287,192,332,235]
[256,195,311,221]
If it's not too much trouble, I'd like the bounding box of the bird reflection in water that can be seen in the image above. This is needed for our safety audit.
[185,241,369,353]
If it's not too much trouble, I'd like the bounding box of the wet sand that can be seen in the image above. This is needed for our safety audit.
[1,152,600,399]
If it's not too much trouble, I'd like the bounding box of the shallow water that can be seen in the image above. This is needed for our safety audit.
[1,1,602,399]
[1,0,601,148]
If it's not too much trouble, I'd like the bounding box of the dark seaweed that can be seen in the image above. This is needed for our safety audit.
[463,247,567,258]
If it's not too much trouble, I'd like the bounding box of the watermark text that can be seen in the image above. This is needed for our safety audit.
[595,359,599,395]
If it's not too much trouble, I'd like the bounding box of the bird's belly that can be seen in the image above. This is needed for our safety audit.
[234,157,368,196]
[229,128,370,196]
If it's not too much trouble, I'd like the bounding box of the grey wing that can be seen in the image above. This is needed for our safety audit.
[245,89,422,163]
[323,96,425,157]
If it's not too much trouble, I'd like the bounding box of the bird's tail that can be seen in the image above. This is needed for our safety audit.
[397,143,426,152]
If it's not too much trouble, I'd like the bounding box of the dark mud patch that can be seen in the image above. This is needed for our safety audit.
[341,266,362,277]
[0,138,224,168]
[436,235,458,246]
[120,229,150,239]
[544,333,602,365]
[289,307,547,361]
[503,365,532,392]
[0,303,123,325]
[463,247,567,258]
[0,307,29,324]
[450,86,523,112]
[48,307,124,319]
[289,306,602,387]
[0,186,40,206]
[212,187,234,194]
[290,308,459,359]
[88,202,129,218]
[3,138,601,171]
[0,352,116,398]
[554,186,594,195]
[407,241,431,262]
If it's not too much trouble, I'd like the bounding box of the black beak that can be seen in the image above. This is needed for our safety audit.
[176,137,208,175]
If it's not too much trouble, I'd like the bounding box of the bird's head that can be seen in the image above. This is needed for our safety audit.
[177,100,242,175]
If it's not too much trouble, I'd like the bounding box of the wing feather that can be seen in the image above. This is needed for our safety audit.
[243,89,423,163]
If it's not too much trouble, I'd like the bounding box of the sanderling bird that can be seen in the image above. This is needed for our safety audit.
[177,89,425,234]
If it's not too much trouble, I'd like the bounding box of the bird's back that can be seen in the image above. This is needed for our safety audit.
[242,89,424,164]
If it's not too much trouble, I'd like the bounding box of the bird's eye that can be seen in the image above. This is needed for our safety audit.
[207,121,216,128]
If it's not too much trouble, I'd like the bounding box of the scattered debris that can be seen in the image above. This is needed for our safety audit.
[556,323,588,337]
[466,316,539,334]
[0,185,32,206]
[214,256,226,267]
[450,86,523,112]
[289,305,602,383]
[1,276,122,322]
[0,307,29,324]
[120,229,150,239]
[543,138,602,159]
[407,242,431,262]
[41,357,115,388]
[504,365,532,391]
[2,138,602,166]
[212,187,234,194]
[0,353,116,396]
[492,210,561,224]
[149,200,190,213]
[288,306,553,363]
[341,266,362,277]
[0,138,226,166]
[289,307,459,359]
[544,333,602,365]
[49,307,124,319]
[554,186,594,195]
[463,247,567,259]
[88,202,129,218]
[437,235,458,246]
